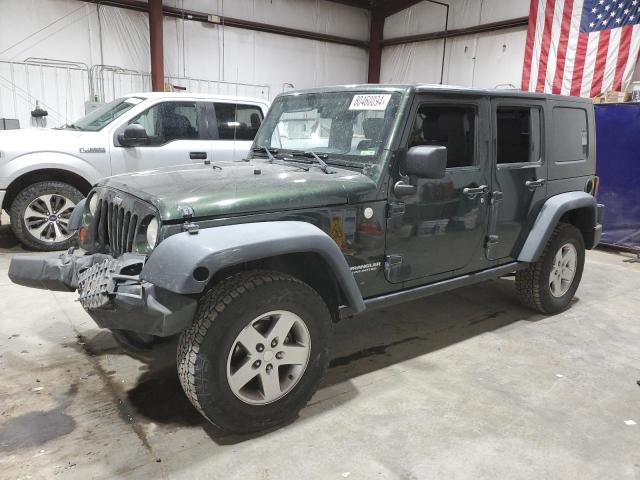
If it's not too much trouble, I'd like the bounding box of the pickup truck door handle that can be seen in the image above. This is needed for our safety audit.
[525,178,546,189]
[462,185,489,198]
[190,151,207,160]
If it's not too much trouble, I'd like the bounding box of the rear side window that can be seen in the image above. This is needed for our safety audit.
[409,104,476,168]
[496,106,541,164]
[214,103,264,141]
[551,107,588,163]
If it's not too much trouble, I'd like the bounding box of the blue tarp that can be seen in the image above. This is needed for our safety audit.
[595,103,640,250]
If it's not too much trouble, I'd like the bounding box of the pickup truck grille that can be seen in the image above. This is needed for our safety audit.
[89,187,155,257]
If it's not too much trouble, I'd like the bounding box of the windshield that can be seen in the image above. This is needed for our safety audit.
[67,96,145,131]
[253,91,402,180]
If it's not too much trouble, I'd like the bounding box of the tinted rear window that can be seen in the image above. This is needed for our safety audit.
[551,107,588,163]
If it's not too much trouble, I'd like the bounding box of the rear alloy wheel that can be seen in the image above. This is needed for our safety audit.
[548,243,578,298]
[516,223,585,314]
[177,270,332,433]
[10,181,83,251]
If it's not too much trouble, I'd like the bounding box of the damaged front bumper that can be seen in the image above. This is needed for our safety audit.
[8,252,197,337]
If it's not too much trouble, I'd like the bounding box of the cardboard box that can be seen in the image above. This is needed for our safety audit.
[602,91,632,103]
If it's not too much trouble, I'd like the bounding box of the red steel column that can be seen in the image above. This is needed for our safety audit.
[149,0,164,92]
[367,8,385,83]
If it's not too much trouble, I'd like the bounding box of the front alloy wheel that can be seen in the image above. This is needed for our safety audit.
[177,270,332,433]
[227,310,311,405]
[23,193,76,244]
[9,181,84,251]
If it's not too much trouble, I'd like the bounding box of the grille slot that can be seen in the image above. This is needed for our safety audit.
[93,196,138,256]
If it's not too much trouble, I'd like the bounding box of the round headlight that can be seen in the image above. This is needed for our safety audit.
[146,217,159,248]
[88,194,98,215]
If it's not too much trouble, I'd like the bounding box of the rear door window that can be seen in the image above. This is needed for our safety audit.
[496,106,542,165]
[214,103,264,141]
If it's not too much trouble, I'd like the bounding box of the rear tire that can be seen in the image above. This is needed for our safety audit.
[177,270,332,433]
[516,223,585,314]
[9,181,83,251]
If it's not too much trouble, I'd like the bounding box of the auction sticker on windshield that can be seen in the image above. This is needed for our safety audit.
[349,94,391,111]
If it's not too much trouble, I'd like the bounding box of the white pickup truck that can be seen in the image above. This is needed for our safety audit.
[0,92,269,250]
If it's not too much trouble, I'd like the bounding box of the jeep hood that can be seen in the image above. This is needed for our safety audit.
[98,160,378,222]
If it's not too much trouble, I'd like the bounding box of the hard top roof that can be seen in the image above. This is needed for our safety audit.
[279,83,591,104]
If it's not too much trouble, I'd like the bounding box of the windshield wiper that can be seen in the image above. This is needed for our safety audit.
[252,145,279,163]
[252,145,309,171]
[287,150,333,174]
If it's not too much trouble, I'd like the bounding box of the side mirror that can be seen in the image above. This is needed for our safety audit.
[402,145,447,179]
[118,124,148,147]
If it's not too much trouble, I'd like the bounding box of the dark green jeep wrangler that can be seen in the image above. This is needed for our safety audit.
[9,85,603,433]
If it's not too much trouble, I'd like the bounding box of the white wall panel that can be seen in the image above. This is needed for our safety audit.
[380,40,444,84]
[385,0,529,40]
[471,27,527,88]
[0,0,367,128]
[168,0,370,41]
[0,1,98,64]
[381,26,527,89]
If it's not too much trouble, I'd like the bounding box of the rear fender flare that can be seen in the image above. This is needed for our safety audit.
[518,191,597,262]
[141,221,366,314]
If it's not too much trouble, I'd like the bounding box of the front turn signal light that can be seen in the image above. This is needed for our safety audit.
[78,226,88,244]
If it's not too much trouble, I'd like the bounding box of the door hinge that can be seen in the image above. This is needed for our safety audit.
[387,202,405,218]
[485,235,499,259]
[490,190,503,204]
[385,254,406,282]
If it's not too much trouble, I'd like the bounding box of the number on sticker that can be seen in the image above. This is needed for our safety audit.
[349,94,391,111]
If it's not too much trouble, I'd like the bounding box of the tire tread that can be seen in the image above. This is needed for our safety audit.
[176,270,330,431]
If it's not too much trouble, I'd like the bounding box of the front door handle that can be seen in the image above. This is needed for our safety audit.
[190,151,207,160]
[525,178,545,189]
[463,185,489,198]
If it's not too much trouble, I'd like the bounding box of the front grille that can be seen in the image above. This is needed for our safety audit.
[94,198,138,257]
[88,187,156,256]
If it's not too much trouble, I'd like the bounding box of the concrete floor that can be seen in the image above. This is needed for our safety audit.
[1,213,639,480]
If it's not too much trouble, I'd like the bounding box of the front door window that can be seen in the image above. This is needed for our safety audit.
[129,101,203,146]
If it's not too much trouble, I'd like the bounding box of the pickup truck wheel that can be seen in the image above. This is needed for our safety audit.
[176,270,332,433]
[9,181,83,251]
[516,223,585,314]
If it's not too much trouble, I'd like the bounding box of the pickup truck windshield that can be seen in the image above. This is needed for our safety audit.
[68,96,145,131]
[254,91,402,180]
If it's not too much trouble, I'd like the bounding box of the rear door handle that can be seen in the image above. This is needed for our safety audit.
[190,151,207,160]
[525,178,545,189]
[463,185,489,198]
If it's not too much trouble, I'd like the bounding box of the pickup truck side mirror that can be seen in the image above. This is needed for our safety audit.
[403,145,447,179]
[118,124,148,147]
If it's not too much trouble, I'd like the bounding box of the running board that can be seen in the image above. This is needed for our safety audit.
[341,262,525,318]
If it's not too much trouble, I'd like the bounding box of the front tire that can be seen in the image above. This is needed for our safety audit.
[177,270,332,433]
[516,223,585,314]
[9,181,83,251]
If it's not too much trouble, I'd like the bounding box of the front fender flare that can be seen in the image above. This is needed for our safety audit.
[141,221,366,314]
[518,191,597,263]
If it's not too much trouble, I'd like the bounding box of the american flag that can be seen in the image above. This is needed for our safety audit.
[522,0,640,97]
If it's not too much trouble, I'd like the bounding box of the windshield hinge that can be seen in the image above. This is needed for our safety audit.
[178,206,199,234]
